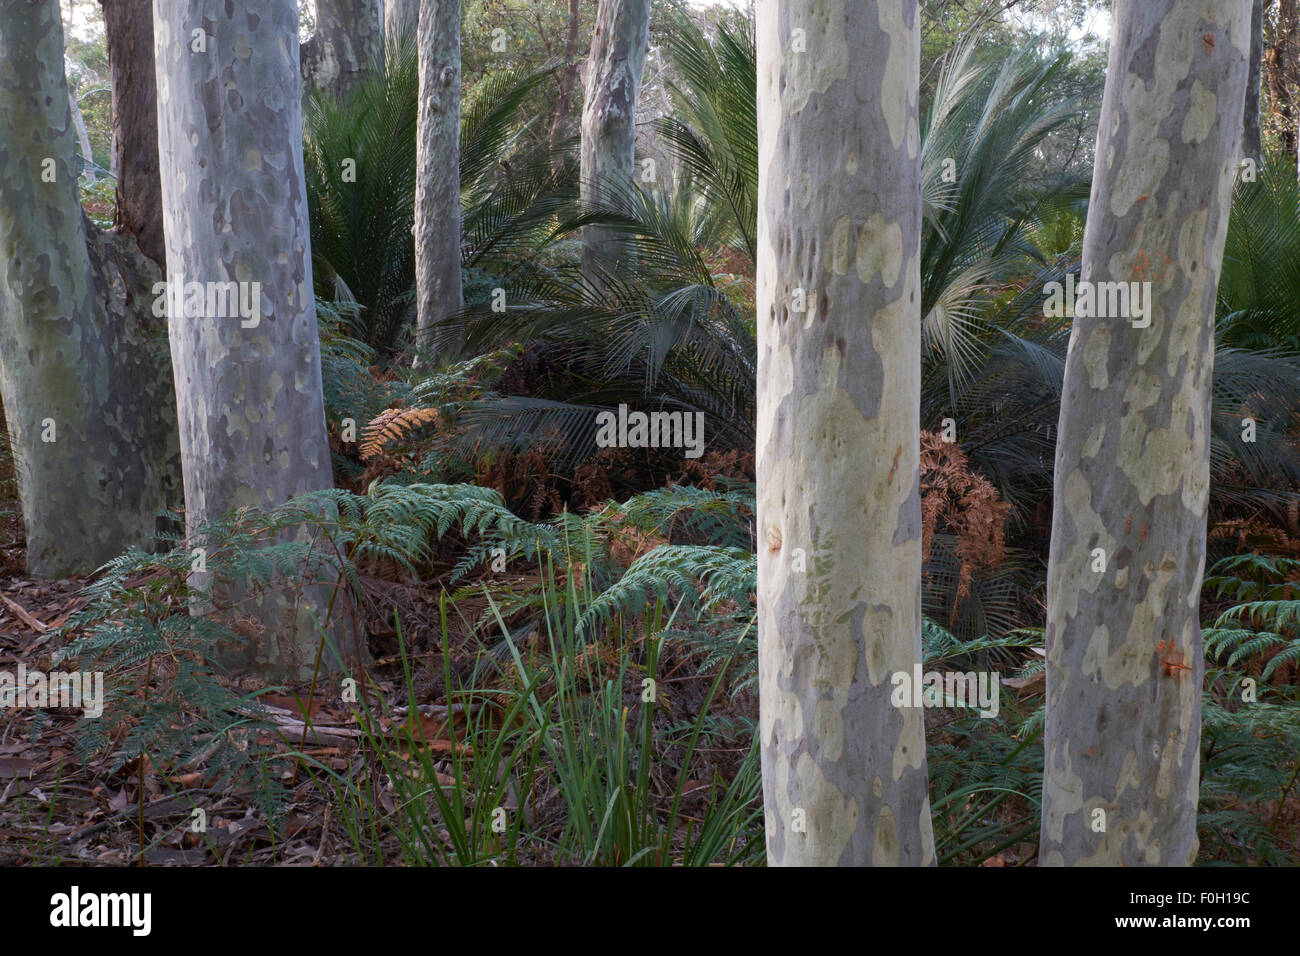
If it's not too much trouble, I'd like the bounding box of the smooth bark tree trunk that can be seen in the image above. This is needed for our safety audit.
[1243,0,1263,162]
[68,88,95,181]
[301,0,383,102]
[580,0,650,285]
[1040,0,1250,867]
[101,0,164,267]
[384,0,419,53]
[756,0,935,867]
[414,0,463,357]
[548,0,584,174]
[153,0,351,676]
[0,0,178,577]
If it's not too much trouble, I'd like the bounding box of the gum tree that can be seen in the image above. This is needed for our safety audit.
[414,0,464,356]
[301,0,383,101]
[0,0,178,577]
[152,0,348,675]
[1040,0,1250,866]
[579,0,650,284]
[755,0,935,866]
[385,0,420,51]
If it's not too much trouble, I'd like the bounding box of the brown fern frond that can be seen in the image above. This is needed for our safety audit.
[360,407,440,461]
[919,431,1010,612]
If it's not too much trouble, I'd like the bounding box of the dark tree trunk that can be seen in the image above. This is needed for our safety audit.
[1244,0,1264,161]
[101,0,164,267]
[548,0,584,173]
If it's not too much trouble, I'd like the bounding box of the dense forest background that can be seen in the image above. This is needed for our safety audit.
[0,0,1297,867]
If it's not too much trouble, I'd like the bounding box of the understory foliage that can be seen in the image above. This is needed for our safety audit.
[43,469,1300,864]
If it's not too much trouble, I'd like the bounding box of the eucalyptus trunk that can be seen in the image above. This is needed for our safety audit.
[301,0,382,102]
[579,0,649,285]
[0,0,177,577]
[1040,0,1249,867]
[414,0,463,357]
[153,0,351,676]
[384,0,419,52]
[756,0,935,866]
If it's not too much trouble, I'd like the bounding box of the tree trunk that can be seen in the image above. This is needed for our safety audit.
[580,0,650,284]
[1244,0,1263,162]
[153,0,352,676]
[414,0,463,357]
[1040,0,1250,867]
[548,0,584,174]
[301,0,383,102]
[68,88,95,182]
[756,0,935,867]
[0,0,178,577]
[101,0,164,267]
[384,0,419,53]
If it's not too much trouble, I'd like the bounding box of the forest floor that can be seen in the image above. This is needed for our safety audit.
[0,444,1295,864]
[0,482,755,866]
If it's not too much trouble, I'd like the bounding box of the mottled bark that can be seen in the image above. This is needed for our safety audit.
[301,0,383,102]
[0,0,178,577]
[1040,0,1249,867]
[548,0,584,173]
[414,0,463,356]
[153,0,352,676]
[1243,0,1263,161]
[580,0,649,284]
[101,0,164,267]
[756,0,934,866]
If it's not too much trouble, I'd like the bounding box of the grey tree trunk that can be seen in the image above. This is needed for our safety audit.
[102,0,165,267]
[756,0,935,866]
[384,0,419,53]
[68,88,95,182]
[1040,0,1250,867]
[0,0,178,577]
[153,0,351,676]
[579,0,650,284]
[301,0,382,102]
[414,0,463,357]
[1243,0,1263,162]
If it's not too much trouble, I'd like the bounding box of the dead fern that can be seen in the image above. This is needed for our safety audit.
[919,430,1010,612]
[360,407,441,461]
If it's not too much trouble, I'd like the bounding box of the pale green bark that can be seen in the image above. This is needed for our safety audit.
[1040,0,1250,867]
[153,0,352,676]
[756,0,934,866]
[0,0,179,578]
[414,0,464,356]
[579,0,650,284]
